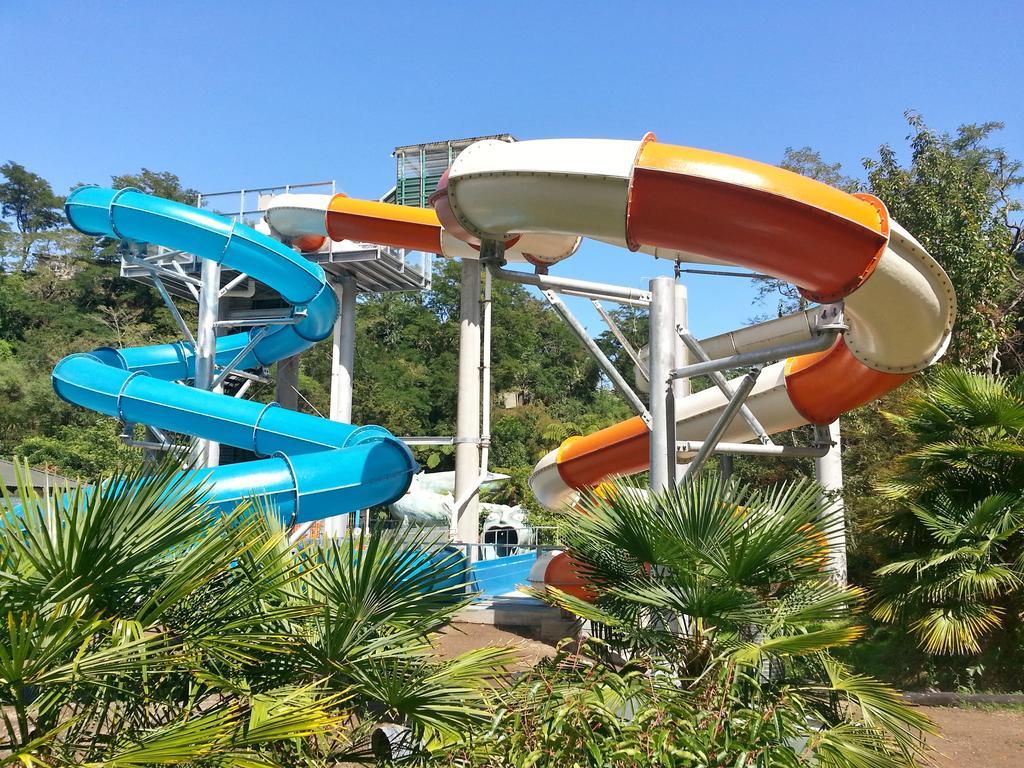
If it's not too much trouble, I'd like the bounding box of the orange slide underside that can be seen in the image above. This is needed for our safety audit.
[554,140,911,493]
[629,142,890,303]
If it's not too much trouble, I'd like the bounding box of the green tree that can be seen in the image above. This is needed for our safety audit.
[866,113,1022,370]
[0,161,64,272]
[871,368,1024,683]
[111,168,198,204]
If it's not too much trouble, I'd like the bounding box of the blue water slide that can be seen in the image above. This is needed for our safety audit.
[53,187,418,523]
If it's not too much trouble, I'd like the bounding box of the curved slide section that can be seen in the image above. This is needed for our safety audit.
[55,187,417,523]
[430,136,954,508]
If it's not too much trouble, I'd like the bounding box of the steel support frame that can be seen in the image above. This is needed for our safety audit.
[669,329,842,381]
[492,266,652,306]
[679,367,761,482]
[214,310,306,329]
[399,436,456,446]
[663,304,846,483]
[193,258,222,467]
[678,329,773,445]
[543,290,650,423]
[648,277,677,491]
[121,249,282,463]
[677,439,830,459]
[211,328,268,391]
[593,299,648,382]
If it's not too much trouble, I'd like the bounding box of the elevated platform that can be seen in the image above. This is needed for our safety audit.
[121,241,431,300]
[120,181,432,301]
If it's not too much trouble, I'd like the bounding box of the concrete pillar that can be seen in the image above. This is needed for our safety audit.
[329,275,357,423]
[815,418,847,584]
[326,275,357,538]
[454,258,482,544]
[648,277,677,492]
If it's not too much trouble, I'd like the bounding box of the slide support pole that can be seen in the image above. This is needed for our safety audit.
[815,419,847,584]
[329,274,356,423]
[326,273,357,538]
[454,257,482,548]
[480,267,493,475]
[193,258,221,467]
[648,277,677,492]
[673,283,689,483]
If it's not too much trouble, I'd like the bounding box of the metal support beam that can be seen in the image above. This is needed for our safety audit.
[648,277,677,492]
[152,275,196,348]
[219,271,250,297]
[399,436,456,446]
[677,439,830,459]
[679,368,760,482]
[454,257,482,544]
[815,419,847,584]
[543,290,650,423]
[215,310,305,328]
[169,259,201,301]
[669,330,841,381]
[593,300,647,382]
[211,328,268,391]
[696,305,831,361]
[124,254,202,288]
[492,266,652,306]
[678,330,772,444]
[193,258,221,467]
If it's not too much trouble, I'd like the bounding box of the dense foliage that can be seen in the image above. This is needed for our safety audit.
[866,115,1023,371]
[438,477,934,767]
[0,460,511,765]
[868,369,1024,687]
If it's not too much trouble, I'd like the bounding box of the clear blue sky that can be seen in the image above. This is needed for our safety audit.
[2,1,1022,337]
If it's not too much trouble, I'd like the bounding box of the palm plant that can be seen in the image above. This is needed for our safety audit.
[0,458,511,766]
[872,367,1024,664]
[447,475,933,767]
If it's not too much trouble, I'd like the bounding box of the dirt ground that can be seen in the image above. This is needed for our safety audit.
[432,622,557,671]
[434,623,1024,767]
[918,705,1024,768]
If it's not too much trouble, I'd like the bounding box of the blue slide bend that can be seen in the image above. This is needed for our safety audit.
[53,187,417,523]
